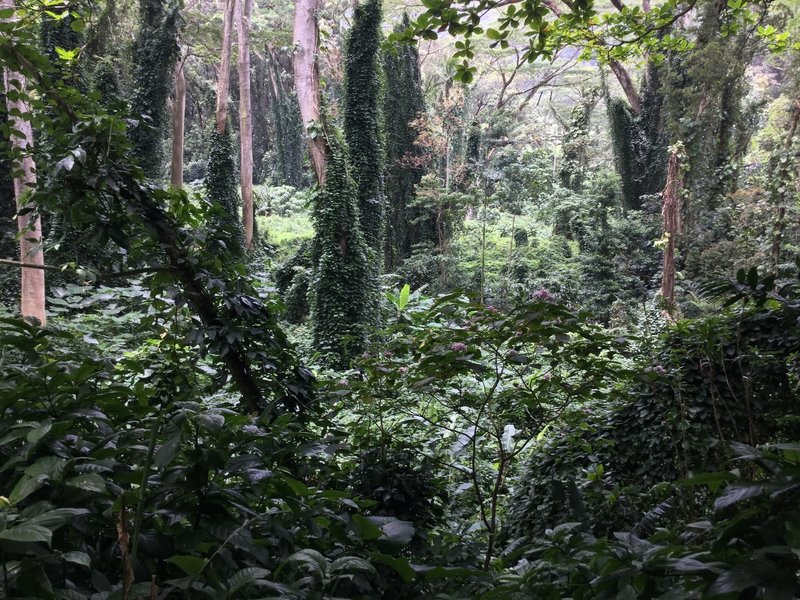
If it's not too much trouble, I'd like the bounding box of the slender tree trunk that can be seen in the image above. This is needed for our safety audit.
[609,60,641,115]
[2,1,46,325]
[293,0,327,185]
[237,0,254,251]
[770,100,800,270]
[661,147,683,320]
[216,0,237,134]
[170,58,186,189]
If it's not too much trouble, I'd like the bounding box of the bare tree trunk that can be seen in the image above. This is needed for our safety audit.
[2,2,46,325]
[170,58,186,189]
[293,0,327,185]
[609,59,641,115]
[237,0,254,251]
[215,0,237,134]
[770,100,800,270]
[661,147,683,320]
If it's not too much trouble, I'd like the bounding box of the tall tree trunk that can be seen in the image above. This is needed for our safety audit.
[2,1,46,325]
[170,58,186,189]
[237,0,254,251]
[216,0,237,134]
[293,0,327,185]
[770,100,800,270]
[660,146,683,320]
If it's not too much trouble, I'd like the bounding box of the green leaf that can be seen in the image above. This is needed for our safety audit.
[707,559,786,595]
[746,266,758,289]
[62,551,91,568]
[398,284,411,310]
[331,556,376,575]
[371,553,416,582]
[367,516,415,550]
[282,477,309,497]
[24,456,67,481]
[0,524,52,545]
[352,514,382,541]
[714,483,766,510]
[9,474,48,505]
[26,508,89,529]
[26,419,52,444]
[412,565,484,580]
[684,471,737,492]
[196,412,225,433]
[226,567,270,596]
[66,473,106,493]
[168,555,206,577]
[155,432,182,469]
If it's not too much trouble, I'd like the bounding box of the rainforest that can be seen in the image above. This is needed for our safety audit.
[0,0,799,597]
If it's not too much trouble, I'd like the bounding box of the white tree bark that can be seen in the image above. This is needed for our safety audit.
[293,0,327,185]
[237,0,254,251]
[2,0,46,325]
[215,0,237,134]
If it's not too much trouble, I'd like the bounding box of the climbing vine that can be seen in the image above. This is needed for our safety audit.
[129,0,180,178]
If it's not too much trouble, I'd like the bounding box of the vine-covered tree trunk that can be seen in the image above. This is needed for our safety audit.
[237,0,254,251]
[661,146,683,319]
[770,99,800,270]
[207,0,243,249]
[171,59,186,189]
[130,0,180,178]
[383,15,426,269]
[559,89,599,191]
[293,0,327,185]
[310,134,371,365]
[344,0,384,254]
[2,0,46,325]
[267,46,305,188]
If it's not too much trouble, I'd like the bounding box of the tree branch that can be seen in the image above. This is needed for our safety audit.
[0,259,174,281]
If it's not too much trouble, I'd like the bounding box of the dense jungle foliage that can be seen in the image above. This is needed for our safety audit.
[0,0,799,598]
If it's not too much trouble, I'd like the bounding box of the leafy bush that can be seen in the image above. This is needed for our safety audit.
[508,274,800,540]
[255,185,312,218]
[0,318,421,599]
[494,442,800,599]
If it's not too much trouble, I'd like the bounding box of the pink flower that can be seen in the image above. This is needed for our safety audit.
[337,379,349,387]
[398,367,408,374]
[532,288,556,303]
[485,304,499,314]
[383,350,394,358]
[450,342,467,352]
